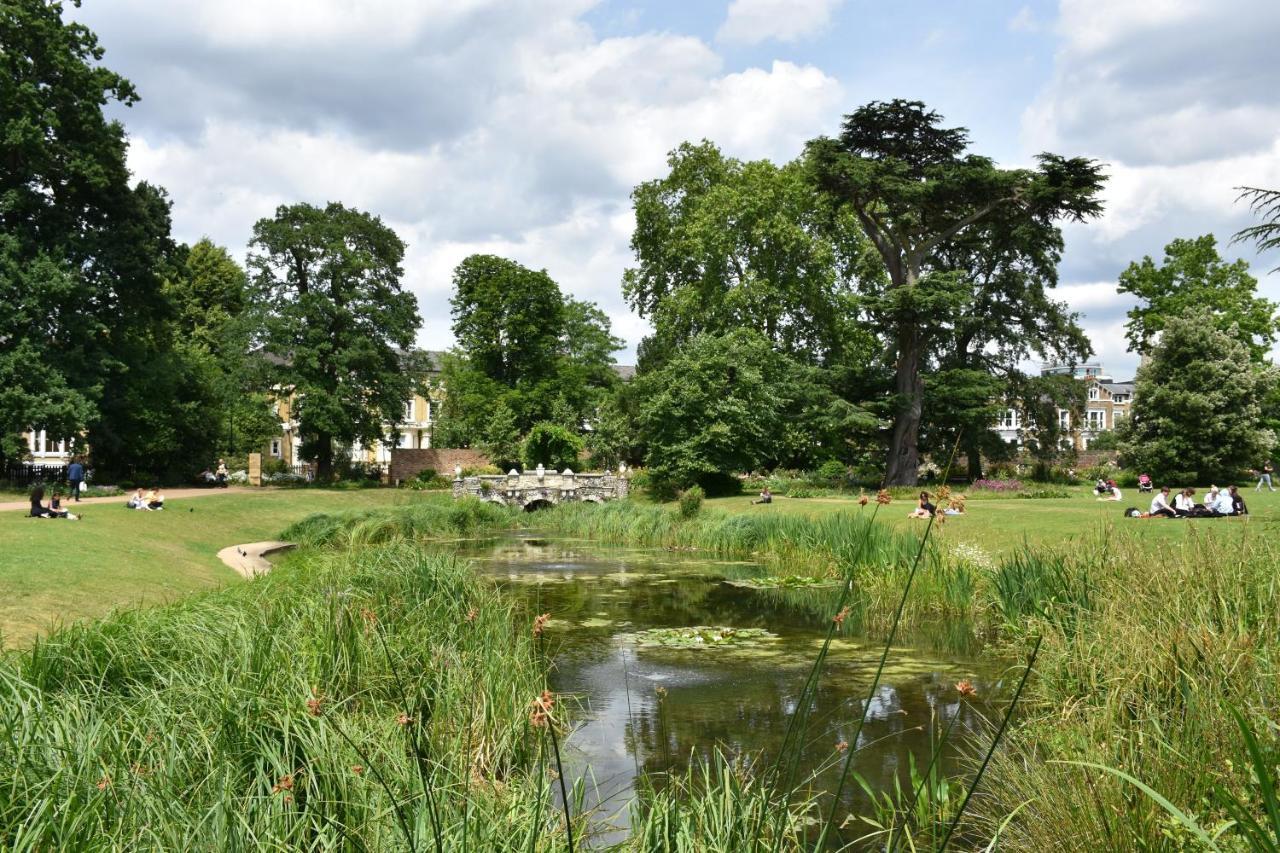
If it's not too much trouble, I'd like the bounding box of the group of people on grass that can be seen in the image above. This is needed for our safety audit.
[28,486,80,520]
[1131,484,1247,519]
[127,487,166,511]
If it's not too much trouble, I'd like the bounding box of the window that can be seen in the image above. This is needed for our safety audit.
[403,399,415,422]
[1058,410,1071,429]
[401,432,414,449]
[1113,394,1128,404]
[1087,409,1106,430]
[1087,386,1100,400]
[424,400,432,423]
[1000,409,1018,429]
[270,439,282,458]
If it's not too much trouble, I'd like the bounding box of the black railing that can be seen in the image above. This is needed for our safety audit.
[3,463,69,487]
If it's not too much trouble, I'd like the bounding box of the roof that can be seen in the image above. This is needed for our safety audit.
[1101,381,1135,395]
[612,364,636,381]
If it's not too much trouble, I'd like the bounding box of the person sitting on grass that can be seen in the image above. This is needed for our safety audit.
[1211,486,1237,517]
[1229,484,1249,516]
[1149,486,1177,518]
[1097,480,1122,501]
[127,487,148,510]
[29,486,55,518]
[1094,478,1110,496]
[1173,487,1197,516]
[752,486,772,505]
[907,491,936,519]
[147,487,165,511]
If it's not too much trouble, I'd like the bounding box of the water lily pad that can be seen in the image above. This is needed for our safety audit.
[725,575,839,590]
[579,617,614,628]
[630,626,779,649]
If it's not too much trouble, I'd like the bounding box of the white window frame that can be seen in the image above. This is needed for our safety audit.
[1059,410,1071,429]
[270,439,282,458]
[1088,386,1100,401]
[1086,409,1107,431]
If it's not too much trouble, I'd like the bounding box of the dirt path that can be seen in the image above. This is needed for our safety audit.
[216,541,296,579]
[0,486,254,513]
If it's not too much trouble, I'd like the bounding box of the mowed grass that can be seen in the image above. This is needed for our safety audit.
[701,483,1280,554]
[0,488,423,646]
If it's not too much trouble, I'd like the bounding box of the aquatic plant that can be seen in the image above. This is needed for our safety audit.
[630,626,778,649]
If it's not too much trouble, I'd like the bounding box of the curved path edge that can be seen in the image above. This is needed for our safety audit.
[217,540,296,579]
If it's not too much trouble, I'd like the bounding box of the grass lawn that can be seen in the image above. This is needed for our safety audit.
[701,482,1280,554]
[0,488,415,646]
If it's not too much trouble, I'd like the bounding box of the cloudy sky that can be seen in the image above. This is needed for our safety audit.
[73,0,1280,378]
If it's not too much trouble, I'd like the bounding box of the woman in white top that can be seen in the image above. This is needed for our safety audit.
[1149,487,1177,518]
[1097,481,1122,501]
[1173,488,1195,516]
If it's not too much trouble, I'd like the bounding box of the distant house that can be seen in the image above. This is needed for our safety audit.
[994,362,1134,452]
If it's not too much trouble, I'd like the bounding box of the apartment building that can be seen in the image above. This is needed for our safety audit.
[994,363,1134,451]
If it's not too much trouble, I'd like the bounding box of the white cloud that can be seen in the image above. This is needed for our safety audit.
[717,0,843,45]
[79,2,842,359]
[1021,0,1280,379]
[1007,6,1039,33]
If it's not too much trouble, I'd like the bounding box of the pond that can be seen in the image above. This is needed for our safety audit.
[462,533,1005,847]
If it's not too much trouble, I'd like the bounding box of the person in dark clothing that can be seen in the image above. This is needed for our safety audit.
[908,491,936,519]
[1229,485,1248,516]
[67,458,85,502]
[29,486,54,518]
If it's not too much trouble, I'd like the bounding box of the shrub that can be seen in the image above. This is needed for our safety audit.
[461,464,502,477]
[521,422,583,472]
[787,487,816,499]
[677,485,705,519]
[407,469,451,490]
[814,460,848,483]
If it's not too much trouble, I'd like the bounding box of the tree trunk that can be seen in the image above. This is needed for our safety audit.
[315,432,333,481]
[965,435,983,482]
[885,324,924,486]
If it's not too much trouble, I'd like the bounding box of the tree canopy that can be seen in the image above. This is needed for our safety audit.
[439,255,622,445]
[1119,309,1275,483]
[1118,234,1279,360]
[807,99,1106,484]
[247,202,422,479]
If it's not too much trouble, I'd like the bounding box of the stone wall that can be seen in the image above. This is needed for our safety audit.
[390,448,490,483]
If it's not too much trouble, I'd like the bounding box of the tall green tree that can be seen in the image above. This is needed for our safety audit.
[1010,373,1086,475]
[439,255,621,443]
[247,202,421,480]
[1118,234,1279,360]
[623,141,870,370]
[0,0,171,469]
[1118,309,1275,482]
[808,99,1106,484]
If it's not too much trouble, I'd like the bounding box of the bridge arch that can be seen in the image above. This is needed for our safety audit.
[522,498,556,512]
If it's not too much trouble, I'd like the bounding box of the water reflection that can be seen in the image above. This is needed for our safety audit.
[462,536,1000,846]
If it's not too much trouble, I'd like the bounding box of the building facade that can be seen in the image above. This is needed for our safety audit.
[994,363,1134,451]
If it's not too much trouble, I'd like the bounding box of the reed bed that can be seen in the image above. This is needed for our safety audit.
[0,543,576,850]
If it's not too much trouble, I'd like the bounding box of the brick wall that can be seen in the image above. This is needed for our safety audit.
[390,448,490,483]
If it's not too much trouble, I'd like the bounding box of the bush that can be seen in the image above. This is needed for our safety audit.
[814,460,848,483]
[677,485,705,519]
[521,422,583,472]
[973,478,1024,493]
[407,469,452,490]
[461,465,502,477]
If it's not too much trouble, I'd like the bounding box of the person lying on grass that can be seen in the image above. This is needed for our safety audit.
[907,491,936,519]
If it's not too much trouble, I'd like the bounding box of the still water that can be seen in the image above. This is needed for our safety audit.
[463,533,1003,846]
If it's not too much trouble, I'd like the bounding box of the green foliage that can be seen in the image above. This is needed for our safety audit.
[440,256,622,443]
[406,469,451,490]
[623,141,870,369]
[1011,373,1086,467]
[0,542,563,849]
[808,98,1106,484]
[635,330,876,492]
[1234,186,1280,272]
[520,421,583,472]
[677,484,705,519]
[479,402,522,472]
[1085,429,1120,451]
[1119,234,1279,359]
[1119,309,1276,482]
[248,202,421,479]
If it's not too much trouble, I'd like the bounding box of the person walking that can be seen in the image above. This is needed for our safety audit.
[67,457,85,502]
[1257,461,1275,492]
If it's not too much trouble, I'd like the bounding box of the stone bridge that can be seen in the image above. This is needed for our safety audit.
[452,466,629,510]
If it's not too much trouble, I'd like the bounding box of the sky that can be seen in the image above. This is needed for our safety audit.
[71,0,1280,379]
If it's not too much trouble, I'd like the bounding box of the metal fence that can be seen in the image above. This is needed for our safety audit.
[3,463,69,487]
